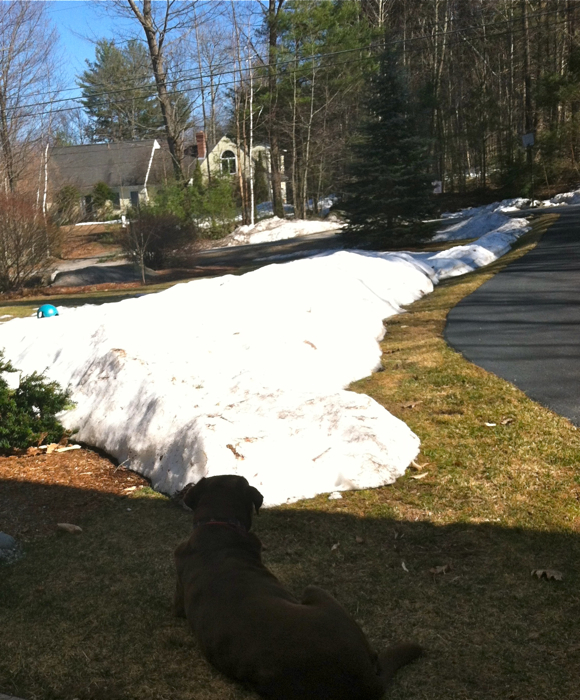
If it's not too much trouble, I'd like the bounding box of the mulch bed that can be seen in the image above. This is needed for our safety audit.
[0,448,149,541]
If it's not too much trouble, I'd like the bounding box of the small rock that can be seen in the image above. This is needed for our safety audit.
[328,491,342,500]
[0,531,17,550]
[0,531,22,564]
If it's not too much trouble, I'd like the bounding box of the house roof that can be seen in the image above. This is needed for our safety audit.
[49,140,193,192]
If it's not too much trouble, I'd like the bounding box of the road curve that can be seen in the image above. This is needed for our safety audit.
[445,205,580,425]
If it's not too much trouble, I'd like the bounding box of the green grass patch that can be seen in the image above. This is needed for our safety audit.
[0,278,192,321]
[1,213,579,699]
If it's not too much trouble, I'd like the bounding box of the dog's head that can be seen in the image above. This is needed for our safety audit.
[182,475,264,531]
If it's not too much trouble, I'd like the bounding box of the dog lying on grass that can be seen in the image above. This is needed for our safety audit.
[173,475,422,700]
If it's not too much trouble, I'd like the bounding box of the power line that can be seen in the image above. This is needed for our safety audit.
[2,5,566,118]
[44,23,578,128]
[28,4,565,102]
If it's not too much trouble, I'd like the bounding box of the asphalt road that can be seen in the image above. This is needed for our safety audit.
[194,229,345,268]
[445,204,580,424]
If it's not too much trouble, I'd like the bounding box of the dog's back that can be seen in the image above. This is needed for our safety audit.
[174,476,422,700]
[175,525,420,700]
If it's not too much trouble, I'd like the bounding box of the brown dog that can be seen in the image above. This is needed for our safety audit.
[173,475,422,700]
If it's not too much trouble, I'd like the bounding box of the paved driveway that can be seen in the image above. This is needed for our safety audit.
[445,204,580,425]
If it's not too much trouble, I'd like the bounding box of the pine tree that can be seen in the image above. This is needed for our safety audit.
[78,39,164,142]
[341,43,434,239]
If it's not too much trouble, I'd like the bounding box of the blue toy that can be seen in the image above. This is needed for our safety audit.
[37,304,59,318]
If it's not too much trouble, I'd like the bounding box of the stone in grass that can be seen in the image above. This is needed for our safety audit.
[0,531,22,564]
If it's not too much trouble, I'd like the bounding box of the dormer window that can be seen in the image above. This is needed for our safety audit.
[221,150,236,174]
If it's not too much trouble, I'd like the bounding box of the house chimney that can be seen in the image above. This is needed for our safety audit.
[196,132,206,159]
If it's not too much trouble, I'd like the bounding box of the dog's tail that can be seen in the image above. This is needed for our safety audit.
[378,643,423,685]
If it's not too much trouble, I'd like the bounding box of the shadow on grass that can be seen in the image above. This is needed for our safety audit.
[0,481,578,700]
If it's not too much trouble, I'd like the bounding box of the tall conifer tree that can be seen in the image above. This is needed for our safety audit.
[79,39,164,142]
[341,43,433,238]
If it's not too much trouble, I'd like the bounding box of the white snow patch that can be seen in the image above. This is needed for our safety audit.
[546,189,580,206]
[0,210,532,506]
[435,195,535,242]
[0,251,430,506]
[223,216,343,247]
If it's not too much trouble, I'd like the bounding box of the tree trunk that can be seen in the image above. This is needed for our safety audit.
[267,0,285,218]
[127,0,184,181]
[194,7,212,185]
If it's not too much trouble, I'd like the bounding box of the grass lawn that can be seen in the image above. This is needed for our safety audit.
[1,213,579,699]
[0,279,188,322]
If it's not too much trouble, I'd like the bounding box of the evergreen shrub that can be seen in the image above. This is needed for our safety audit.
[0,351,71,451]
[151,170,237,240]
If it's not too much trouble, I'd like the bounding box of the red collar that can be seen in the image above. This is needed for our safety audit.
[193,517,247,535]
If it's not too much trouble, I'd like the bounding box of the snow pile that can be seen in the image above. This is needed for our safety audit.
[0,251,432,506]
[223,216,343,247]
[439,186,580,235]
[546,188,580,206]
[435,197,535,241]
[440,197,532,220]
[406,217,529,282]
[0,212,532,506]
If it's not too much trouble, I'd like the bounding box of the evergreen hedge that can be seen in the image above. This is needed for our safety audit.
[0,352,71,451]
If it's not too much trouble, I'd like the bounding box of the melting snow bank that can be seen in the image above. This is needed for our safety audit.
[0,252,428,506]
[435,197,532,242]
[223,216,343,246]
[0,230,526,506]
[424,218,531,280]
[436,186,580,242]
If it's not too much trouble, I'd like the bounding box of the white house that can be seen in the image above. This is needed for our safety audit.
[191,133,287,203]
[48,134,284,215]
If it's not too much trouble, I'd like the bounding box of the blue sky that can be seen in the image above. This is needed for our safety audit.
[47,1,142,98]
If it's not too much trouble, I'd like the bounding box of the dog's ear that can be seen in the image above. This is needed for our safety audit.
[182,478,207,511]
[248,485,264,514]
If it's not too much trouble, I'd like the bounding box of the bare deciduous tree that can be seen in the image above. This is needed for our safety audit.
[0,0,61,193]
[106,0,197,181]
[0,194,59,292]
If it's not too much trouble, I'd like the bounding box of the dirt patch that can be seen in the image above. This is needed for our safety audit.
[0,448,149,541]
[59,224,122,260]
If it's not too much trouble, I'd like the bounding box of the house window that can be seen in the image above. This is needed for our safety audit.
[221,150,236,174]
[130,191,140,208]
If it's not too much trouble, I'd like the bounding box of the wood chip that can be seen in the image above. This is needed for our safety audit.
[226,444,244,460]
[410,460,430,471]
[411,472,429,480]
[57,523,83,534]
[402,401,423,409]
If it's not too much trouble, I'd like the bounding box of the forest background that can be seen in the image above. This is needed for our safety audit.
[1,0,580,226]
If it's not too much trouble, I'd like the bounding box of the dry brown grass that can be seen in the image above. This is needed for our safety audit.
[2,213,580,700]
